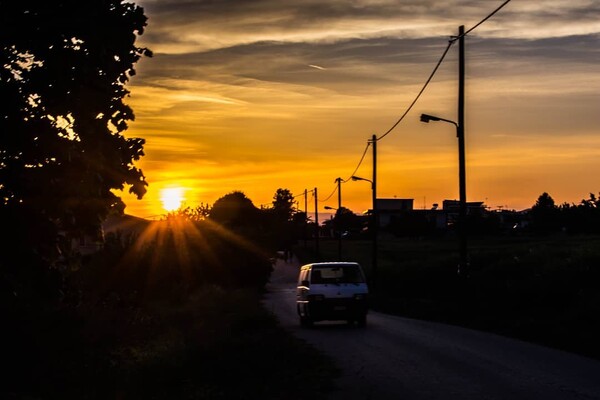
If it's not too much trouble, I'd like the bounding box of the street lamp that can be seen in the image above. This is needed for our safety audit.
[420,112,468,277]
[420,113,458,129]
[351,175,373,187]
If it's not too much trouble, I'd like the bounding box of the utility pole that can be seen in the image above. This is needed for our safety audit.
[304,188,308,248]
[457,25,468,277]
[370,134,378,290]
[314,187,319,259]
[335,177,343,261]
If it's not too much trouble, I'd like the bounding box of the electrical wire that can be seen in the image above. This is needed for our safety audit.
[260,188,315,209]
[315,141,371,204]
[297,0,513,202]
[377,40,454,141]
[292,189,314,199]
[453,0,513,41]
[319,183,339,203]
[377,0,512,141]
[344,141,371,182]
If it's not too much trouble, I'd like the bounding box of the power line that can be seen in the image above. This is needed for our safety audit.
[296,0,513,205]
[317,141,370,204]
[344,142,371,182]
[292,189,313,199]
[454,0,513,41]
[320,183,339,203]
[377,0,512,141]
[377,40,454,141]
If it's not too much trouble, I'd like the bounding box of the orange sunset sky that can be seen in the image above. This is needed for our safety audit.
[117,0,600,218]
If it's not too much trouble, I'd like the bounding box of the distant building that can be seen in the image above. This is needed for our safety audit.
[442,200,486,215]
[375,198,414,227]
[442,199,486,227]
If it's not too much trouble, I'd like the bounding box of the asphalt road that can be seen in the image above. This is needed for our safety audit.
[263,256,600,400]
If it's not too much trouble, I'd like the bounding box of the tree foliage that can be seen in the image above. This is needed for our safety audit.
[1,1,151,232]
[1,1,151,301]
[530,192,600,234]
[167,203,212,221]
[322,206,365,238]
[272,188,296,222]
[209,191,260,228]
[530,192,560,233]
[559,193,600,234]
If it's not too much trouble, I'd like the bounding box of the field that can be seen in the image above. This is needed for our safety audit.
[294,233,600,360]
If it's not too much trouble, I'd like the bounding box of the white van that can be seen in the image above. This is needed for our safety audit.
[296,262,369,327]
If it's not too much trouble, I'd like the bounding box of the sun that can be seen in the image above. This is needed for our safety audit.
[160,187,185,212]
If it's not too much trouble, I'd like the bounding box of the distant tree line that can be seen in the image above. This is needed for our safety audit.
[530,192,600,235]
[72,188,309,304]
[385,192,600,238]
[172,188,305,252]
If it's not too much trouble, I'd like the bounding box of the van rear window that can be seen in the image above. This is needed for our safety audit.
[312,265,365,284]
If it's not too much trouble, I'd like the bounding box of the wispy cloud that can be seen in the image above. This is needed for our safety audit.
[138,0,600,53]
[123,0,600,216]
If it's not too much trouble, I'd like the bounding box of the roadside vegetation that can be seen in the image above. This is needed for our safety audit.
[295,229,600,361]
[3,214,338,399]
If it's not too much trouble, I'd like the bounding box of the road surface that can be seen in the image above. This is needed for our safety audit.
[263,256,600,400]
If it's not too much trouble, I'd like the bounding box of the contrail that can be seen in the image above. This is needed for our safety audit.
[308,64,326,70]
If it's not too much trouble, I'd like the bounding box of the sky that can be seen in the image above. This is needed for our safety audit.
[118,0,600,219]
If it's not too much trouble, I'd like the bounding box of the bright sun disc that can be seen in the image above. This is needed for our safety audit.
[160,187,184,211]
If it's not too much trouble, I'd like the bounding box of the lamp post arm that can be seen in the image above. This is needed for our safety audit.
[440,117,458,128]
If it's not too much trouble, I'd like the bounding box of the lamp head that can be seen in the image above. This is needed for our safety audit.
[420,113,440,123]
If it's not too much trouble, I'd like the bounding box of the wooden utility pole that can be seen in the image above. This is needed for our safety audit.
[304,188,308,248]
[371,134,378,289]
[457,25,468,277]
[314,187,319,259]
[335,177,343,261]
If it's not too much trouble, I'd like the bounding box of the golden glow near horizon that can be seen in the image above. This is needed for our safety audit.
[160,187,185,212]
[117,1,600,218]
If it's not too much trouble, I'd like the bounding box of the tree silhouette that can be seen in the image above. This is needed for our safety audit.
[1,1,151,300]
[560,193,600,234]
[330,206,364,237]
[269,188,298,255]
[167,203,212,221]
[530,192,560,233]
[272,188,296,222]
[209,191,260,228]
